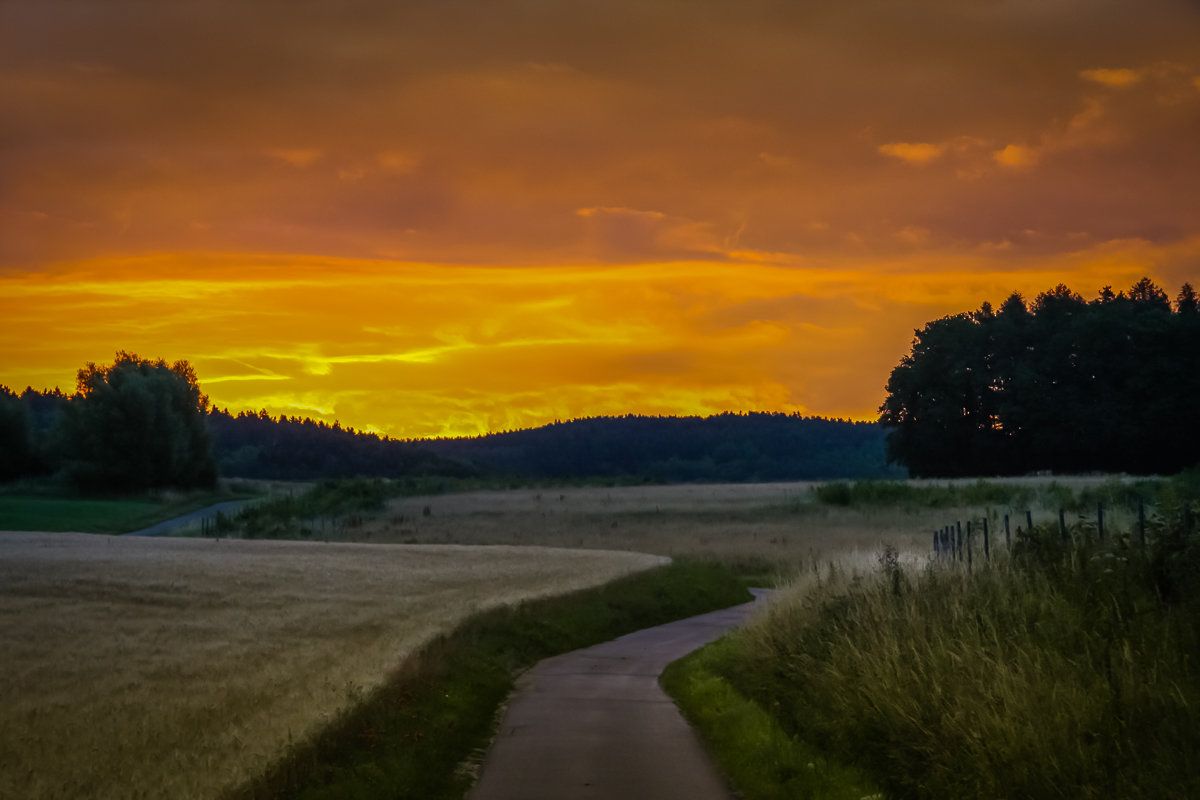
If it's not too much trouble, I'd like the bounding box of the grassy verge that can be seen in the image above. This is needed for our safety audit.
[661,636,882,800]
[703,514,1200,800]
[0,485,256,533]
[228,559,750,800]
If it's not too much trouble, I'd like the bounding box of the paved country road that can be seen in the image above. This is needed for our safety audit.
[122,499,254,536]
[469,589,769,800]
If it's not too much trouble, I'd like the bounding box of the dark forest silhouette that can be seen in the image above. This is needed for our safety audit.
[880,278,1200,477]
[209,410,898,483]
[2,378,898,489]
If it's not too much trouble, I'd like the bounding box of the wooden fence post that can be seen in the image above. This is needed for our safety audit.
[1004,513,1011,549]
[957,521,963,562]
[966,521,973,572]
[1139,500,1146,547]
[1097,503,1104,541]
[1059,509,1068,544]
[983,517,990,561]
[1026,510,1034,534]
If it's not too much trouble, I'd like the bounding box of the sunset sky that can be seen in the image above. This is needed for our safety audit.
[2,1,1198,438]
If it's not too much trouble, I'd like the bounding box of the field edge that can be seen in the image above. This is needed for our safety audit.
[225,558,751,800]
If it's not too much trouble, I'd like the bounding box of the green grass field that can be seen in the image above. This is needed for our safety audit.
[0,487,255,534]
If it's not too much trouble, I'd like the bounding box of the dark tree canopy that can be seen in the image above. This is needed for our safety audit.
[59,351,218,490]
[0,385,36,481]
[880,278,1200,477]
[206,408,472,481]
[422,413,902,482]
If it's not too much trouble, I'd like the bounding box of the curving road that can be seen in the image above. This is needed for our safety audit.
[468,590,768,800]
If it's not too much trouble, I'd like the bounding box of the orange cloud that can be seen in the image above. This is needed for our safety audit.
[993,143,1039,168]
[265,148,324,167]
[1080,68,1144,88]
[878,142,944,164]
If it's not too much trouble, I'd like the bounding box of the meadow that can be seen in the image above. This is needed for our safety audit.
[0,532,664,799]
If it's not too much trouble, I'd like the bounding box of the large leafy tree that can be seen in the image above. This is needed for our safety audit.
[61,352,217,491]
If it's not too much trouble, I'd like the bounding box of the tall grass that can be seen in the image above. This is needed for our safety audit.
[701,511,1200,798]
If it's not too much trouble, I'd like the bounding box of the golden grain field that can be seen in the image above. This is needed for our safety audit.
[0,532,665,799]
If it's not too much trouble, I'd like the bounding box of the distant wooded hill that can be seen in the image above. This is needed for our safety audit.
[213,410,901,483]
[420,413,901,482]
[5,383,900,486]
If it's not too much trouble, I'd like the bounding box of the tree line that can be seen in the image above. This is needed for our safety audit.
[1,352,217,490]
[206,408,474,481]
[2,353,901,491]
[0,354,470,490]
[880,278,1200,477]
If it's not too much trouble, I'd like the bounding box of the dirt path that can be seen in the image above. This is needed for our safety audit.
[468,590,767,800]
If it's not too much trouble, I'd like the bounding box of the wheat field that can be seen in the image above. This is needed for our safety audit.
[0,531,664,799]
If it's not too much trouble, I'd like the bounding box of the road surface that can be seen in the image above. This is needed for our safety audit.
[468,590,768,800]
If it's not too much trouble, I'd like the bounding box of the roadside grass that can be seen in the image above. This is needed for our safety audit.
[229,559,750,800]
[0,483,257,533]
[698,510,1200,800]
[661,636,882,800]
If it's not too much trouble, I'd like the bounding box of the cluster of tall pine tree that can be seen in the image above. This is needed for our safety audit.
[880,278,1199,477]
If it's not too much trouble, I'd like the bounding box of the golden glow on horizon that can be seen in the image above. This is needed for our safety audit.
[3,242,1195,439]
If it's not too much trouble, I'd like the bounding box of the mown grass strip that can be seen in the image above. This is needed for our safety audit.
[228,559,751,800]
[661,635,882,800]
